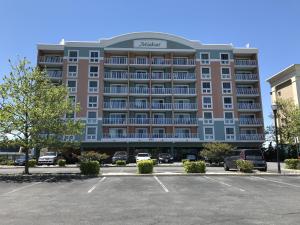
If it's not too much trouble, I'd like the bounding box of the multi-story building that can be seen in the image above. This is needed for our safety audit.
[267,64,300,106]
[37,32,264,157]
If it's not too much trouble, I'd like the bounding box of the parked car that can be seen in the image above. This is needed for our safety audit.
[135,153,151,162]
[38,152,58,165]
[112,151,128,164]
[185,154,197,161]
[224,149,267,171]
[14,155,33,166]
[158,153,173,163]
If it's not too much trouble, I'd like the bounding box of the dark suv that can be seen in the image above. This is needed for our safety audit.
[112,151,128,164]
[224,149,267,171]
[158,153,173,163]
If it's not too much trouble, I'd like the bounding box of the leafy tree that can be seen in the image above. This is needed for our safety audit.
[200,142,233,164]
[79,151,109,164]
[0,59,83,174]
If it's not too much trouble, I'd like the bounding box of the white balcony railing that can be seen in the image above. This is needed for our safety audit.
[174,103,197,110]
[172,58,196,65]
[130,73,150,80]
[173,118,197,124]
[129,102,149,109]
[103,102,127,109]
[236,88,259,96]
[239,134,265,141]
[152,118,173,124]
[130,87,150,94]
[235,59,257,66]
[151,58,172,65]
[173,88,196,95]
[104,72,128,80]
[239,118,264,126]
[151,103,173,110]
[47,70,62,78]
[235,74,258,81]
[102,118,127,125]
[151,88,173,95]
[104,57,128,65]
[173,73,196,80]
[237,103,261,110]
[129,58,149,65]
[39,56,63,64]
[151,73,172,80]
[128,118,151,124]
[104,87,128,94]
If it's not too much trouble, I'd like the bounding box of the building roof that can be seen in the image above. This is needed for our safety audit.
[266,64,300,84]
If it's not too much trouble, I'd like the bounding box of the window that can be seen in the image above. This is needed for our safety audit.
[201,67,211,79]
[86,127,97,140]
[221,67,231,79]
[152,128,165,138]
[64,135,75,142]
[222,82,232,94]
[89,66,99,77]
[89,51,99,63]
[223,97,233,109]
[88,80,98,93]
[67,80,77,93]
[68,50,78,62]
[88,96,98,108]
[66,112,75,119]
[202,96,212,109]
[204,127,214,140]
[87,111,97,124]
[225,127,235,140]
[220,53,229,65]
[224,112,234,124]
[68,65,77,77]
[203,112,213,124]
[200,53,210,64]
[69,95,76,106]
[202,82,211,94]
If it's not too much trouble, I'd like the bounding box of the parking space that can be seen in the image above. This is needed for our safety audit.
[0,175,299,225]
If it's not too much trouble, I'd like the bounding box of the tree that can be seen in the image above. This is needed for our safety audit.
[200,142,233,164]
[0,59,83,174]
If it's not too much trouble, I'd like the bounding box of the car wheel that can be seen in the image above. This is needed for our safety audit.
[224,163,229,171]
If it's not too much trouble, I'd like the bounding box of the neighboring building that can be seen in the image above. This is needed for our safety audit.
[37,32,264,157]
[267,64,300,106]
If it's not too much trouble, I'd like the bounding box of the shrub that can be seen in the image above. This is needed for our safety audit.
[137,160,153,174]
[236,160,253,173]
[184,161,206,173]
[284,159,300,169]
[151,159,158,165]
[80,160,100,175]
[116,160,126,166]
[79,151,109,164]
[182,159,190,164]
[58,159,66,167]
[28,159,37,167]
[200,142,233,164]
[6,160,14,166]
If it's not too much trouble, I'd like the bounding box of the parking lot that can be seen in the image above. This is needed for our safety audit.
[0,175,299,225]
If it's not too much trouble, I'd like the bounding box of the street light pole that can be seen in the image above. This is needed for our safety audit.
[272,105,281,173]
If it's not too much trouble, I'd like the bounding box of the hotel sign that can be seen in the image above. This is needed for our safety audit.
[134,39,167,48]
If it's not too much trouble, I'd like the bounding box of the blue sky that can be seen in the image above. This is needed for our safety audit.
[1,0,300,127]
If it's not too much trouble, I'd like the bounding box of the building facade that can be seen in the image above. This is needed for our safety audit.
[37,32,264,156]
[267,64,300,106]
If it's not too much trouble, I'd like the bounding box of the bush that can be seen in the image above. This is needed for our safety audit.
[116,160,126,166]
[184,161,206,173]
[58,159,66,167]
[236,160,253,173]
[28,159,37,167]
[80,160,100,175]
[284,159,300,169]
[182,159,190,164]
[137,160,153,174]
[151,159,158,165]
[6,160,14,166]
[79,151,109,164]
[200,142,232,164]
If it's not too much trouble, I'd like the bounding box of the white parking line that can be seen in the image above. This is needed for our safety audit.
[204,176,245,192]
[154,176,169,193]
[87,177,106,194]
[253,176,300,188]
[3,178,53,195]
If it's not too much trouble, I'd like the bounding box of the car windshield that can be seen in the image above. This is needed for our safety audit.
[137,153,149,157]
[114,152,127,156]
[159,153,170,157]
[245,150,263,160]
[46,152,56,156]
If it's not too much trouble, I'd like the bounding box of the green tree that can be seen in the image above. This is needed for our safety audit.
[200,142,233,164]
[0,59,83,174]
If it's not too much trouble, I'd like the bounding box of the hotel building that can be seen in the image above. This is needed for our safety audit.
[37,32,264,156]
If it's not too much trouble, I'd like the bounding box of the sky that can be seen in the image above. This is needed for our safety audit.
[0,0,300,127]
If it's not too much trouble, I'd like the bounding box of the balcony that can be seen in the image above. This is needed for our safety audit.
[239,118,264,126]
[104,57,128,65]
[174,103,197,110]
[235,59,257,67]
[173,118,197,125]
[151,103,173,110]
[173,73,196,80]
[151,73,172,80]
[152,118,173,125]
[47,70,62,79]
[103,102,127,109]
[104,72,128,80]
[172,58,196,66]
[129,102,149,109]
[239,134,265,141]
[237,103,261,111]
[236,88,259,96]
[173,88,196,95]
[101,133,199,141]
[129,58,149,65]
[130,73,151,80]
[235,74,258,81]
[130,87,150,95]
[104,87,128,94]
[102,118,127,125]
[39,56,63,64]
[151,87,173,95]
[128,118,151,125]
[151,58,172,66]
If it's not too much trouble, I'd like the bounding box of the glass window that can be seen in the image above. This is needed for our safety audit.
[222,82,232,93]
[88,96,98,108]
[203,97,212,109]
[202,82,211,94]
[203,112,213,124]
[223,97,233,109]
[221,67,231,79]
[68,51,78,62]
[200,53,210,64]
[90,51,99,63]
[201,67,211,79]
[224,112,234,124]
[86,127,97,140]
[220,53,229,65]
[204,127,214,140]
[89,66,99,77]
[225,127,235,140]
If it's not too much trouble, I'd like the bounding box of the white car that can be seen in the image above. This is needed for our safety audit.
[38,152,58,165]
[135,153,151,162]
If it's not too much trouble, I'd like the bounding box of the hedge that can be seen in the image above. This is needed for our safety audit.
[116,160,126,166]
[182,159,190,164]
[184,161,206,173]
[28,159,37,167]
[58,159,66,167]
[137,160,153,174]
[236,160,253,173]
[284,159,300,169]
[80,161,100,175]
[151,159,158,165]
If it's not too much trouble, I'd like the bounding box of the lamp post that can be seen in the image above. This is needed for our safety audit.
[272,104,281,173]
